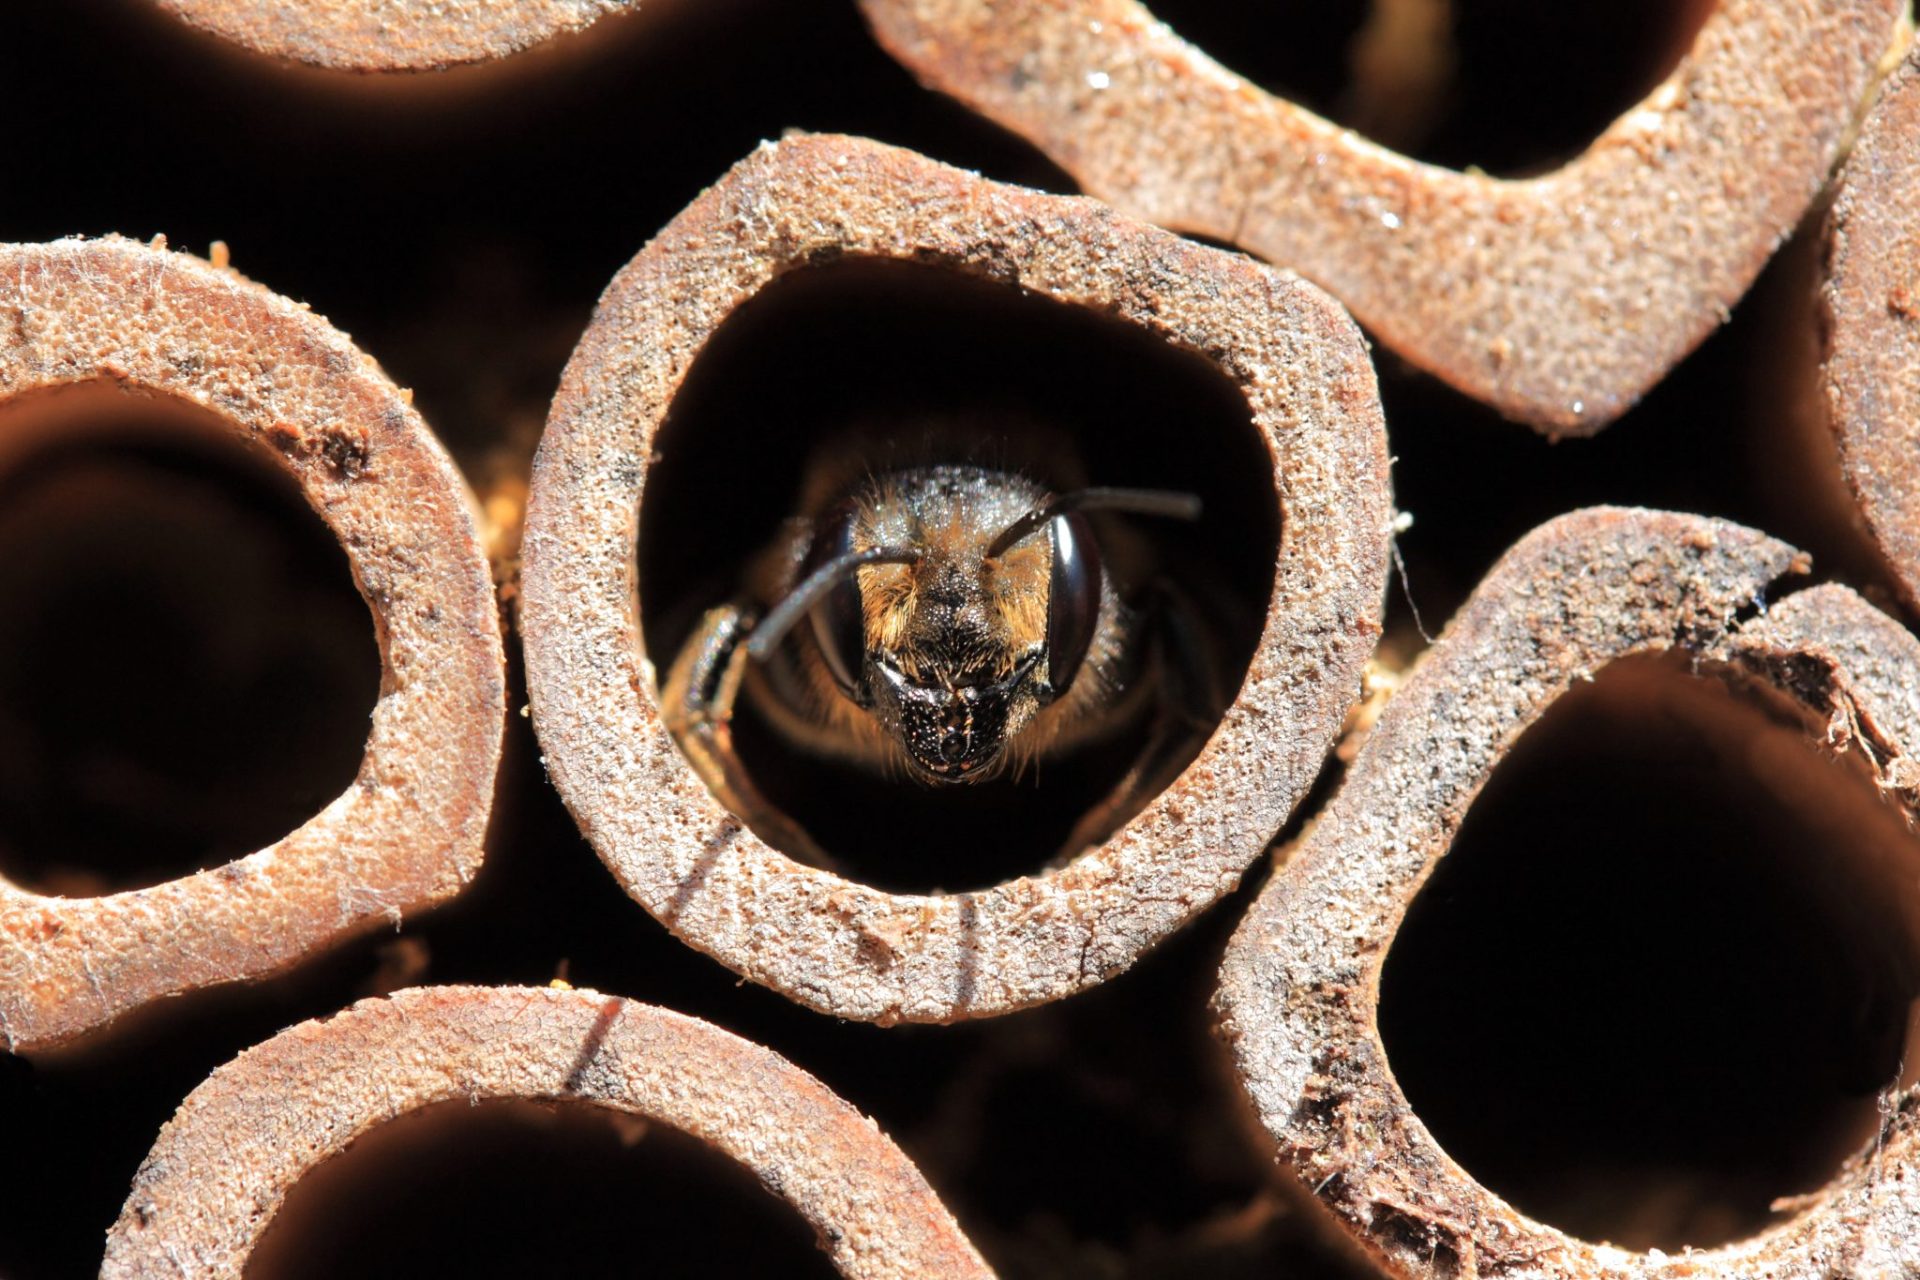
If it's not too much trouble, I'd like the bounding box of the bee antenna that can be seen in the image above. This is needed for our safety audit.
[745,545,921,662]
[986,487,1203,558]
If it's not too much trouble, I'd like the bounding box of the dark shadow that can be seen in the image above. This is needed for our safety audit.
[663,824,740,925]
[1374,224,1887,657]
[245,1099,840,1279]
[1378,651,1920,1250]
[640,258,1279,892]
[1136,0,1370,126]
[1146,0,1716,175]
[0,385,380,894]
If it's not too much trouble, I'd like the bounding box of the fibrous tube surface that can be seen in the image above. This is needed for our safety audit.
[860,0,1904,434]
[1218,507,1920,1278]
[149,0,634,72]
[1824,44,1920,616]
[101,985,993,1278]
[520,133,1391,1024]
[0,237,505,1051]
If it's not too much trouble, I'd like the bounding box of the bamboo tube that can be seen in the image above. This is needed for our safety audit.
[0,237,505,1052]
[1823,45,1920,617]
[1217,507,1920,1277]
[100,984,992,1278]
[519,133,1392,1024]
[858,0,1905,435]
[145,0,636,72]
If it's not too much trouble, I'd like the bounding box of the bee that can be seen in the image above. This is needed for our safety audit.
[661,438,1215,863]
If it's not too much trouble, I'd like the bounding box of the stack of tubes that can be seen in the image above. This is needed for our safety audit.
[4,2,1920,1276]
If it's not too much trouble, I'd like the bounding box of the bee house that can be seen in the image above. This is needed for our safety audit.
[521,134,1394,1024]
[859,0,1901,432]
[1219,509,1920,1273]
[0,239,506,1052]
[102,986,991,1278]
[7,3,1920,1276]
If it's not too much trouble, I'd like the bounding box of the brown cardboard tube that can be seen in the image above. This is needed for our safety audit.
[101,985,993,1278]
[1218,507,1920,1275]
[1823,45,1920,617]
[0,386,377,898]
[519,133,1392,1024]
[145,0,637,72]
[859,0,1905,435]
[0,237,505,1052]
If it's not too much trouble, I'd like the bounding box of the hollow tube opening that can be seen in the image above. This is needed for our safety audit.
[0,382,381,896]
[1145,0,1716,175]
[244,1098,841,1279]
[1377,649,1920,1251]
[640,257,1278,893]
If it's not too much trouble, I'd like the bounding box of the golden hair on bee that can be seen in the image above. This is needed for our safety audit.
[727,456,1197,787]
[852,468,1055,686]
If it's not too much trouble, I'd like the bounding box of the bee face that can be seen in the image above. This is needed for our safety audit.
[801,466,1105,783]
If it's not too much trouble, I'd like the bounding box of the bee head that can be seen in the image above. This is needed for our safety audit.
[745,468,1196,786]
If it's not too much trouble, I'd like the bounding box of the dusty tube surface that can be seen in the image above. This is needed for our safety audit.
[1218,507,1920,1277]
[147,0,636,72]
[0,237,506,1052]
[1823,44,1920,617]
[102,984,993,1278]
[520,133,1392,1024]
[860,0,1905,434]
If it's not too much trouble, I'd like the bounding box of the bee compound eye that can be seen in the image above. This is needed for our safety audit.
[1046,510,1102,696]
[802,504,869,697]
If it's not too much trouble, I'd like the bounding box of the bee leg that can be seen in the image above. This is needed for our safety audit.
[1063,583,1227,853]
[661,605,834,863]
[1147,578,1234,738]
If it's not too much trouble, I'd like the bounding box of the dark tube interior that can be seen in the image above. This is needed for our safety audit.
[0,384,380,895]
[245,1098,840,1279]
[1145,0,1716,175]
[640,257,1278,893]
[1378,651,1920,1250]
